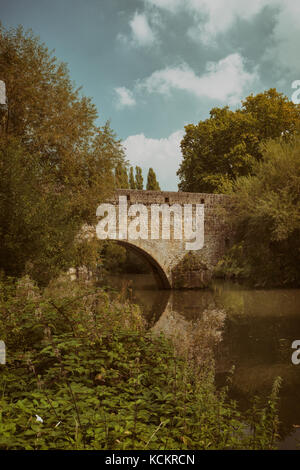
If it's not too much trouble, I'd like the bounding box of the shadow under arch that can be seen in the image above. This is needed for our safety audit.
[117,240,171,290]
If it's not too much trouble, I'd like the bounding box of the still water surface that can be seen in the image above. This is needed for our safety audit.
[107,273,300,450]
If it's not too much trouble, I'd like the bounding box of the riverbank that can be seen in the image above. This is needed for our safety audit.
[0,275,280,450]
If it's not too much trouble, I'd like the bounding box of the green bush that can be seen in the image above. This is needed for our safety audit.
[0,276,280,450]
[217,136,300,287]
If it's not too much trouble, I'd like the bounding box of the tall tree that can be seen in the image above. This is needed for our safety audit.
[135,166,144,190]
[146,168,160,191]
[178,89,300,193]
[115,163,129,188]
[129,166,136,189]
[0,26,126,217]
[0,25,127,283]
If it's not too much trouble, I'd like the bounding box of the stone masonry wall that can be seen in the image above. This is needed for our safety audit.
[102,189,231,289]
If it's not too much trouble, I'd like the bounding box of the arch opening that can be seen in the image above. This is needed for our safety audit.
[117,241,171,290]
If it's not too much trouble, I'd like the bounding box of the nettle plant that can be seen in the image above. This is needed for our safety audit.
[0,275,281,450]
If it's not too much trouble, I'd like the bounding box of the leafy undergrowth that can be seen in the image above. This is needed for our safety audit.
[0,275,281,450]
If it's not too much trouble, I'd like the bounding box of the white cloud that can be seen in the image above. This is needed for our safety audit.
[187,0,274,44]
[143,0,300,72]
[115,87,136,108]
[143,0,182,12]
[143,0,300,74]
[144,0,274,44]
[118,11,157,48]
[263,1,300,73]
[138,53,258,105]
[123,130,184,190]
[130,12,156,46]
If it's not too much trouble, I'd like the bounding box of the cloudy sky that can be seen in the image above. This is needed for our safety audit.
[1,0,300,189]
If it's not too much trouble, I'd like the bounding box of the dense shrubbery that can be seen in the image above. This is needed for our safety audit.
[216,136,300,287]
[0,276,281,450]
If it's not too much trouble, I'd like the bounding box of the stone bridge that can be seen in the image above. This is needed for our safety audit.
[97,189,231,289]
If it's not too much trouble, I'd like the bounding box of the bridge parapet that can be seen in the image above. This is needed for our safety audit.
[97,189,231,289]
[107,189,228,206]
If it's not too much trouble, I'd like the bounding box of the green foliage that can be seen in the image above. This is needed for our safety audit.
[100,242,151,275]
[146,168,160,191]
[115,163,129,189]
[100,242,128,273]
[0,276,280,450]
[0,25,127,284]
[0,138,80,285]
[171,253,209,289]
[178,89,300,193]
[72,231,103,276]
[0,25,96,157]
[0,25,125,206]
[135,166,144,190]
[243,377,282,450]
[217,136,300,286]
[129,167,136,189]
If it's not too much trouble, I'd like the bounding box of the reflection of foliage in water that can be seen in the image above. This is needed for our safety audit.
[211,282,300,446]
[152,307,226,370]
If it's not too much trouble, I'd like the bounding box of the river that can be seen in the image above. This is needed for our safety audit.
[106,272,300,450]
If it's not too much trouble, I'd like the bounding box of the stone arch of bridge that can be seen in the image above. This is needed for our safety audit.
[116,240,171,290]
